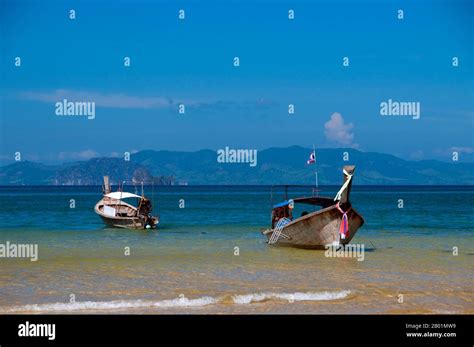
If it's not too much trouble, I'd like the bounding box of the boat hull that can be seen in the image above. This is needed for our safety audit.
[94,200,158,229]
[263,205,364,249]
[97,214,155,229]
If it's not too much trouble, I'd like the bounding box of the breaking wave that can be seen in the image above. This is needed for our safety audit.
[3,290,351,313]
[231,290,351,304]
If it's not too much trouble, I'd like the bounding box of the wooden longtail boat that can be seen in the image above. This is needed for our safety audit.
[262,166,364,249]
[94,176,159,229]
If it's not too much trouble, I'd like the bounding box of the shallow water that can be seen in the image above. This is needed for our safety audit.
[0,186,472,314]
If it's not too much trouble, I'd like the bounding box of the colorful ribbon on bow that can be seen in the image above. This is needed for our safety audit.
[336,202,351,239]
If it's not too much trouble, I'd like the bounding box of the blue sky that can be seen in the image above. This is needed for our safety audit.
[0,0,473,164]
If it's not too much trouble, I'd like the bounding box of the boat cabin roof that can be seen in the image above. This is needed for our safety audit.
[105,192,142,200]
[273,200,292,208]
[273,196,335,209]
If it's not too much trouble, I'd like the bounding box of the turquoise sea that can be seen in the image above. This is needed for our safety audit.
[0,185,473,314]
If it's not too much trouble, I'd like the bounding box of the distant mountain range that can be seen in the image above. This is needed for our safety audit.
[0,146,472,185]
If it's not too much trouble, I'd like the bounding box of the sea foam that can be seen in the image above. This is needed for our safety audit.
[3,290,351,313]
[231,290,351,304]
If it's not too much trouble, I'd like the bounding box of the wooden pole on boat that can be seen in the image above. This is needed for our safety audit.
[313,144,318,197]
[118,180,125,215]
[270,185,274,208]
[103,176,111,194]
[315,172,318,196]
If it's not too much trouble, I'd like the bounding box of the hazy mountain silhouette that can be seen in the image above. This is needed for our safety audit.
[0,146,472,185]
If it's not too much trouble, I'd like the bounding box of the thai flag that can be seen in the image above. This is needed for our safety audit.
[307,151,316,164]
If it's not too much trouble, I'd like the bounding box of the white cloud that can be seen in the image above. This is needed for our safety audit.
[433,146,474,159]
[17,89,277,113]
[324,112,357,147]
[450,146,474,154]
[19,89,172,109]
[58,150,99,161]
[409,150,424,160]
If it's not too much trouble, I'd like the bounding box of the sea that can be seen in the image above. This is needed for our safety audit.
[0,185,472,314]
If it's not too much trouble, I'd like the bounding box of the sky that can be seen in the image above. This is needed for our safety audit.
[0,0,473,164]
